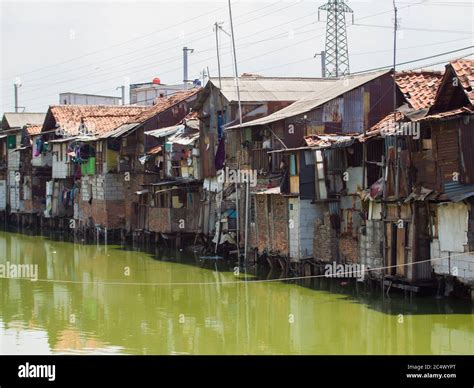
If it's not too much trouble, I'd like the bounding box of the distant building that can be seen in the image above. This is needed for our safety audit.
[59,92,122,106]
[129,82,189,106]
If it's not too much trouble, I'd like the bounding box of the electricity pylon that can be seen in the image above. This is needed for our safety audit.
[318,0,354,77]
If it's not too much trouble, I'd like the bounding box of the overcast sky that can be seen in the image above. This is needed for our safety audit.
[0,0,472,113]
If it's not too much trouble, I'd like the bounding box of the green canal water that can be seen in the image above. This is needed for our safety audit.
[0,231,473,355]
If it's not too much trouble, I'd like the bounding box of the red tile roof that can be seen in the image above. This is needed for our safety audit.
[418,106,474,122]
[49,105,148,135]
[365,111,405,138]
[395,71,444,110]
[127,88,201,124]
[25,124,43,135]
[450,59,474,105]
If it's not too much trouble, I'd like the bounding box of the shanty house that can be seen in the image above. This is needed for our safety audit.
[194,75,337,247]
[99,88,201,235]
[0,112,46,217]
[359,70,444,285]
[228,70,394,263]
[416,59,474,288]
[40,105,147,228]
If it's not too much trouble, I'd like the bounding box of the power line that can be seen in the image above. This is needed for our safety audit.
[1,4,296,90]
[0,0,295,84]
[353,23,473,35]
[3,1,469,109]
[2,0,432,92]
[1,1,311,101]
[350,46,473,74]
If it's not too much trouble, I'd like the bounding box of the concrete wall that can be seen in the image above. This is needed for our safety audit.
[298,199,319,259]
[81,174,124,202]
[431,203,474,285]
[0,180,6,210]
[288,197,299,260]
[8,170,20,212]
[7,150,20,171]
[31,150,52,168]
[52,144,68,179]
[359,220,384,277]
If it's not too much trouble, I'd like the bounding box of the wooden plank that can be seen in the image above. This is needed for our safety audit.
[396,225,406,277]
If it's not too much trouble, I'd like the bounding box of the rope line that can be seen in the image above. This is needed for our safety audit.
[0,251,470,287]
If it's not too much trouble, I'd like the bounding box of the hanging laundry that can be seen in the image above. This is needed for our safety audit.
[34,138,43,157]
[214,137,225,171]
[217,112,224,140]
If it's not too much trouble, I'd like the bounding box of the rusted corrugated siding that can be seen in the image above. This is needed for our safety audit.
[432,121,460,190]
[343,87,364,133]
[459,116,474,184]
[366,138,384,186]
[365,73,396,128]
[323,97,343,123]
[283,119,305,148]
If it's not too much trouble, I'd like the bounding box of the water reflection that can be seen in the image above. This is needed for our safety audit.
[0,231,473,355]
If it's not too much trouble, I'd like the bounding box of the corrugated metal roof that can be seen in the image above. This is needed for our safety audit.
[2,112,46,129]
[101,122,140,138]
[145,124,183,139]
[167,130,199,146]
[254,187,280,195]
[226,70,390,129]
[268,134,355,153]
[443,181,474,202]
[208,76,337,103]
[417,106,474,122]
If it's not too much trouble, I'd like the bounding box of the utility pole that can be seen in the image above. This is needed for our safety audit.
[318,0,354,77]
[227,0,245,266]
[393,0,400,199]
[14,78,22,112]
[227,0,242,127]
[214,22,223,90]
[314,51,327,77]
[116,85,125,105]
[183,46,194,89]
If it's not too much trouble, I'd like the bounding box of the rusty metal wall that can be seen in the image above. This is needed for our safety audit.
[365,73,395,129]
[459,116,474,184]
[343,87,364,133]
[432,121,460,190]
[366,138,384,186]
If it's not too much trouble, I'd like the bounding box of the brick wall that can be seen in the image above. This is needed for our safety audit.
[271,194,289,255]
[149,207,171,233]
[313,212,339,262]
[339,236,359,263]
[79,199,125,229]
[254,195,269,252]
[253,194,289,256]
